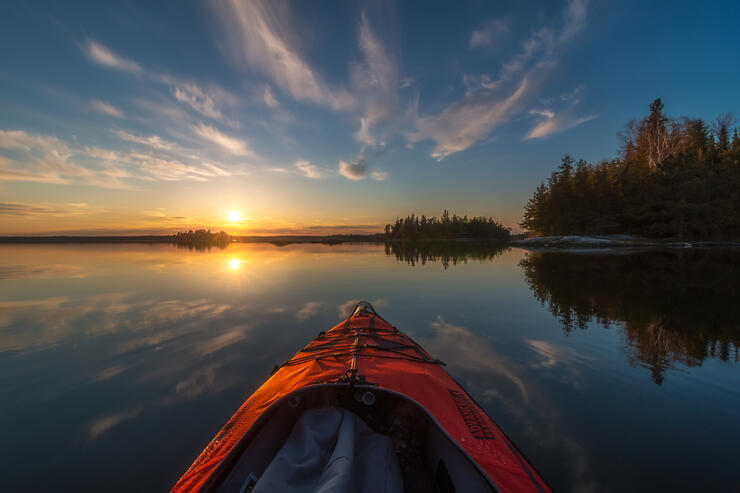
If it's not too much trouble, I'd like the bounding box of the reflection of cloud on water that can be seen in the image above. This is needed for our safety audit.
[0,294,242,354]
[0,294,278,414]
[423,316,529,403]
[175,366,217,400]
[87,409,141,440]
[337,299,358,318]
[296,301,322,321]
[0,292,147,351]
[0,292,295,444]
[0,264,87,280]
[135,299,230,330]
[0,298,68,332]
[525,339,591,391]
[195,325,251,356]
[92,365,127,382]
[419,315,598,493]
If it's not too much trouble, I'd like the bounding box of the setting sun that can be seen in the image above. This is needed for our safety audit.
[228,210,241,222]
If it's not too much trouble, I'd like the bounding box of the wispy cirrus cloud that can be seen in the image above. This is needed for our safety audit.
[408,0,589,160]
[172,83,242,126]
[212,0,355,111]
[192,123,251,156]
[294,159,326,179]
[263,86,280,108]
[525,104,597,140]
[85,40,142,73]
[210,2,401,148]
[351,13,399,146]
[469,19,510,50]
[91,100,125,118]
[0,129,231,187]
[398,76,414,89]
[174,83,224,120]
[370,170,388,181]
[462,74,498,94]
[85,40,238,126]
[85,147,229,182]
[409,78,530,160]
[115,130,177,151]
[0,130,94,184]
[0,202,82,217]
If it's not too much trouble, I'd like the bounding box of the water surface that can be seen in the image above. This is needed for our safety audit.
[1,243,738,492]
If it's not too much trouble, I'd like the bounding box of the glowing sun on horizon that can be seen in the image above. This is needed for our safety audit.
[228,210,241,222]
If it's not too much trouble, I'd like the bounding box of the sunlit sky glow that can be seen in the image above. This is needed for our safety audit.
[1,0,738,235]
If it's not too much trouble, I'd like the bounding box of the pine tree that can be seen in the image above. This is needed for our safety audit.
[519,99,740,240]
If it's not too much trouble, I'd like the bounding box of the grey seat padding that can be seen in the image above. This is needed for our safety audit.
[252,406,403,493]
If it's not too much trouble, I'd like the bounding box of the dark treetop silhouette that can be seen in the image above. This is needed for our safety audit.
[172,230,231,250]
[521,99,740,240]
[385,210,510,241]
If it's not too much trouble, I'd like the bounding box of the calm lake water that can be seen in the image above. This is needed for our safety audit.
[1,243,739,492]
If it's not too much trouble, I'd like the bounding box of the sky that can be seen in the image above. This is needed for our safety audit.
[1,0,739,235]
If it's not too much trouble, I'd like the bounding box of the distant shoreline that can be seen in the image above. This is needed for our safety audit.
[2,234,739,248]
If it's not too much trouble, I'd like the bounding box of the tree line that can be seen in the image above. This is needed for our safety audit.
[520,99,740,239]
[172,229,231,250]
[384,210,510,240]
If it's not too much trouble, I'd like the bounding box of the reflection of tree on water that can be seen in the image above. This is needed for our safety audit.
[519,250,740,384]
[385,241,508,269]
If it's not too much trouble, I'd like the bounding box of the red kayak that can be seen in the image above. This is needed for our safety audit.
[172,302,551,493]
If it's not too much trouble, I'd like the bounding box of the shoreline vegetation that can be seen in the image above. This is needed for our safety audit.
[384,210,510,241]
[520,99,740,241]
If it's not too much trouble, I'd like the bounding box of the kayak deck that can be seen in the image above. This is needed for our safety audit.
[172,302,550,493]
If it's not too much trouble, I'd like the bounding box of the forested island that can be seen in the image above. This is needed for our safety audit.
[172,229,232,249]
[520,99,740,240]
[384,210,510,241]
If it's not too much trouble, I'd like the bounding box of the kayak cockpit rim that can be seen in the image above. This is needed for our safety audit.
[193,383,504,493]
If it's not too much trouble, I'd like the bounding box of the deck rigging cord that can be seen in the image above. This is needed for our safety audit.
[278,325,443,367]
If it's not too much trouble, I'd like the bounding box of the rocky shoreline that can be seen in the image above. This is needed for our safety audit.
[512,235,740,249]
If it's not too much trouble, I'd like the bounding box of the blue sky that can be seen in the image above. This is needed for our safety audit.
[1,0,739,234]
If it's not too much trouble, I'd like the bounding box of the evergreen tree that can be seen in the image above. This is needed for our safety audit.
[385,211,510,241]
[519,99,740,240]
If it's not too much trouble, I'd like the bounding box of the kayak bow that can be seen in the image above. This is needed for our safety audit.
[172,301,550,493]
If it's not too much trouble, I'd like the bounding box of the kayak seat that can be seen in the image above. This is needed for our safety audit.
[252,406,403,493]
[209,386,495,493]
